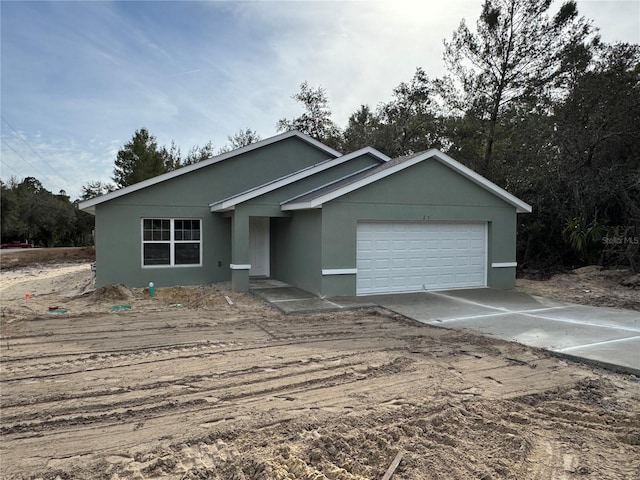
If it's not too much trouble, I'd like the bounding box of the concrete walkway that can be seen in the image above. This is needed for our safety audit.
[251,279,376,312]
[251,281,640,375]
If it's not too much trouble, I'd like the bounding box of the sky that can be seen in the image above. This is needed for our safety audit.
[1,0,639,200]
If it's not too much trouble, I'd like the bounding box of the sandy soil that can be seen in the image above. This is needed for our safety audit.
[517,266,640,311]
[0,247,95,271]
[1,260,639,479]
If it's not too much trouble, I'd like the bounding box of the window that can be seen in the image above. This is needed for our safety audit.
[142,218,201,267]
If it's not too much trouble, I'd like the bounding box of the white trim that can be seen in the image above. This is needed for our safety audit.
[209,147,390,212]
[282,149,532,214]
[484,222,489,286]
[355,221,487,295]
[230,264,251,270]
[79,130,342,214]
[491,262,517,268]
[322,268,357,275]
[141,218,202,268]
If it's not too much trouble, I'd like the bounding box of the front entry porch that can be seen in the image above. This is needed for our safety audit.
[229,212,284,292]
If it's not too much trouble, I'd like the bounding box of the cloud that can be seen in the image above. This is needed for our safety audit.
[1,0,637,200]
[576,0,640,44]
[0,128,111,196]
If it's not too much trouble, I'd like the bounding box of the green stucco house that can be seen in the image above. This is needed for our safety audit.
[79,130,531,297]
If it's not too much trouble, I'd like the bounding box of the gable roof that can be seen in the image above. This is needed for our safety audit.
[78,130,342,214]
[209,147,390,212]
[281,148,533,213]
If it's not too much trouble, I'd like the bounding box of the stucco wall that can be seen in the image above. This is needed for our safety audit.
[238,153,380,216]
[271,210,322,295]
[95,203,230,287]
[318,159,519,296]
[93,137,332,287]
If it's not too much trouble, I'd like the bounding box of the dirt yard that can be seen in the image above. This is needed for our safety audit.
[1,250,639,479]
[517,265,640,311]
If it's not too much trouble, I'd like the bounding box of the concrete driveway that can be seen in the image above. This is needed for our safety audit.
[252,280,640,375]
[371,288,640,375]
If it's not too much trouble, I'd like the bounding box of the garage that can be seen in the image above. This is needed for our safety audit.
[356,222,487,295]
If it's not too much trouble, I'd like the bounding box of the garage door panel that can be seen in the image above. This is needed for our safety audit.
[470,255,484,266]
[424,257,439,267]
[357,222,486,295]
[425,240,438,249]
[373,259,390,270]
[455,256,469,267]
[440,256,455,267]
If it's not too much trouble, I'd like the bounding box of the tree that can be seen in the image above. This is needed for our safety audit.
[342,105,381,153]
[165,141,216,167]
[109,128,219,190]
[35,191,77,247]
[218,128,261,154]
[112,128,170,188]
[182,141,215,165]
[442,0,594,176]
[163,140,183,171]
[0,177,85,247]
[375,68,443,157]
[81,181,115,200]
[0,178,21,240]
[276,81,341,147]
[554,43,640,270]
[341,70,444,157]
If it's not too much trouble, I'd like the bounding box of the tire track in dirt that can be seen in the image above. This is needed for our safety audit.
[1,352,374,423]
[1,317,415,440]
[2,294,639,479]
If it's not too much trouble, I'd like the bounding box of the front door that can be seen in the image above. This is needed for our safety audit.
[249,217,270,277]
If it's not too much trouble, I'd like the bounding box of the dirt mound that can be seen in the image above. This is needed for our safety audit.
[620,274,640,289]
[154,284,250,309]
[89,283,134,302]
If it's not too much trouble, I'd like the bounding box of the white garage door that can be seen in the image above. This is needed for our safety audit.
[357,222,486,295]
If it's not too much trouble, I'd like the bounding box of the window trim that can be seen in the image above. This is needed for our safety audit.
[141,217,203,268]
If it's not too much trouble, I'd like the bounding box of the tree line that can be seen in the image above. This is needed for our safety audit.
[0,178,93,247]
[2,0,638,273]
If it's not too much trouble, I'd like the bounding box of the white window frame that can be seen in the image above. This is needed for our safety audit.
[141,218,202,268]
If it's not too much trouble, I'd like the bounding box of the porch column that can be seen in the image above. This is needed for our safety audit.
[230,211,250,292]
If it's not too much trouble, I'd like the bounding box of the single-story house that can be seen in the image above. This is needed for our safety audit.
[79,130,532,297]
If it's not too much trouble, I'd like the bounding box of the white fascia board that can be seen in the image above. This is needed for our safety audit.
[281,201,321,211]
[282,148,533,213]
[355,146,391,163]
[78,130,341,213]
[209,147,389,212]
